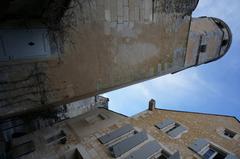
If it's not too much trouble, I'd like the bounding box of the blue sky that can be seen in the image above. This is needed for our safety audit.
[103,0,240,119]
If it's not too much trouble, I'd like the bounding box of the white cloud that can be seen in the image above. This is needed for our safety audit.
[147,70,219,97]
[104,68,221,115]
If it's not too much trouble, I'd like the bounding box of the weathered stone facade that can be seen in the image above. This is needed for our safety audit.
[1,101,239,159]
[0,0,232,118]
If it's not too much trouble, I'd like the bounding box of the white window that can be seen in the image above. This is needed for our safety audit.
[201,145,227,159]
[189,138,238,159]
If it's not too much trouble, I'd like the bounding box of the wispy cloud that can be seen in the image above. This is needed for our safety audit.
[104,68,222,116]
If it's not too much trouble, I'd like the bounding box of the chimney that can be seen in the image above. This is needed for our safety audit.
[148,99,156,111]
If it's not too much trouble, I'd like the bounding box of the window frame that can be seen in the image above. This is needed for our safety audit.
[189,139,235,159]
[202,147,218,159]
[201,145,227,159]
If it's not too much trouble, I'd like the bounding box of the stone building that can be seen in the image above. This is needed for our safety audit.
[0,0,232,118]
[0,96,108,143]
[0,0,236,158]
[1,99,239,159]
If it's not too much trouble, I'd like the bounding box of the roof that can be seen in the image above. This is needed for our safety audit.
[99,107,240,123]
[156,108,240,123]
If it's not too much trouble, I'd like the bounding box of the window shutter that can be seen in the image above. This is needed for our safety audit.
[155,118,175,129]
[98,124,134,144]
[125,141,162,159]
[189,138,209,153]
[111,131,148,157]
[168,126,187,138]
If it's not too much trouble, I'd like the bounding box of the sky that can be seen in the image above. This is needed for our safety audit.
[103,0,240,119]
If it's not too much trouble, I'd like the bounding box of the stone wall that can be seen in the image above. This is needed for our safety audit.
[2,0,232,119]
[0,0,200,118]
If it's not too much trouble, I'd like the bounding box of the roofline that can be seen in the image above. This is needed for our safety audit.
[155,108,240,123]
[98,107,129,118]
[99,107,239,123]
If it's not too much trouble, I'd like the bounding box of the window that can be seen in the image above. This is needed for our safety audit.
[216,21,224,29]
[155,118,187,139]
[125,140,162,159]
[100,124,181,158]
[189,139,237,159]
[46,130,66,144]
[202,146,227,159]
[12,132,27,138]
[109,131,148,158]
[221,39,229,47]
[98,114,107,120]
[203,148,217,159]
[217,127,238,140]
[199,44,207,52]
[123,139,180,159]
[158,150,170,159]
[85,113,108,124]
[158,151,181,159]
[223,129,236,139]
[11,141,35,158]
